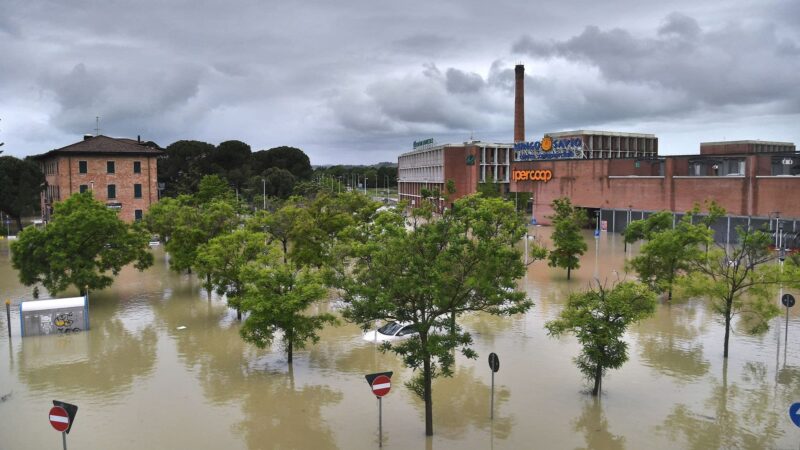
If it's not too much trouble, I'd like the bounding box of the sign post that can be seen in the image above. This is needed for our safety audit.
[782,294,795,346]
[488,352,500,419]
[49,401,78,450]
[365,372,392,447]
[790,402,800,428]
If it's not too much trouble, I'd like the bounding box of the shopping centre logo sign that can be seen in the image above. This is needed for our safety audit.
[512,169,553,182]
[514,136,584,161]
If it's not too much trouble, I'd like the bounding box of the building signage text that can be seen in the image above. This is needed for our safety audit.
[413,138,434,149]
[512,169,552,182]
[514,136,584,161]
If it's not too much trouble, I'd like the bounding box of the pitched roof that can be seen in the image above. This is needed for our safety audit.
[33,135,163,159]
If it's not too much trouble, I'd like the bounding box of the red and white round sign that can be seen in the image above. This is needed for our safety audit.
[371,374,391,397]
[49,406,70,432]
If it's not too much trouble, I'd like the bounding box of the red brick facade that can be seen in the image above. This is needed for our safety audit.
[35,136,162,222]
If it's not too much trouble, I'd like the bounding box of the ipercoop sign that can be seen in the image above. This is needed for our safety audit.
[512,169,552,182]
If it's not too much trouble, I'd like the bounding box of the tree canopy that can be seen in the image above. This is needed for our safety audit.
[335,194,530,436]
[680,226,782,358]
[548,197,588,279]
[11,191,153,295]
[546,281,657,396]
[0,155,45,229]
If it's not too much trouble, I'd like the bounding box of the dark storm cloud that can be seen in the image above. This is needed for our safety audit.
[512,12,800,111]
[2,0,799,163]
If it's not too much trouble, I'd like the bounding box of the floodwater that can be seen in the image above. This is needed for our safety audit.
[1,229,799,450]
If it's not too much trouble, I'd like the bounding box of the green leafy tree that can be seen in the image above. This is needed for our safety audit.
[158,140,216,197]
[545,281,657,396]
[477,173,503,199]
[627,211,712,300]
[0,156,45,230]
[252,146,313,180]
[680,227,782,358]
[239,248,336,364]
[548,197,588,279]
[11,192,153,295]
[196,229,268,320]
[622,210,673,245]
[144,176,240,275]
[336,195,530,436]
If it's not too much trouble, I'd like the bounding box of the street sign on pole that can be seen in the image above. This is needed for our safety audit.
[365,372,392,447]
[790,402,800,428]
[371,375,391,398]
[488,352,500,420]
[488,353,500,373]
[52,400,78,433]
[49,406,69,432]
[782,294,795,308]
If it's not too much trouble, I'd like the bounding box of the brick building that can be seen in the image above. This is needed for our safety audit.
[33,135,162,222]
[396,63,800,242]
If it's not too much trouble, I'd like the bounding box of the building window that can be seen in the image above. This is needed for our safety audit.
[108,184,116,199]
[133,161,141,173]
[134,184,142,198]
[79,184,88,193]
[107,161,115,174]
[134,210,143,221]
[79,161,88,174]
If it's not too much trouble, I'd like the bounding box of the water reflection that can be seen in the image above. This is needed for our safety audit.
[658,360,783,449]
[16,295,158,403]
[635,302,711,382]
[572,398,625,450]
[428,365,512,440]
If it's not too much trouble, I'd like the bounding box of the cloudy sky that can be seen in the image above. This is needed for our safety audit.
[1,0,798,164]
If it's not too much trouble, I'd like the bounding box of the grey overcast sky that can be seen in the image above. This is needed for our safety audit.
[1,0,798,164]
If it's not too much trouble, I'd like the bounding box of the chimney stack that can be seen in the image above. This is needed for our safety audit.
[514,64,525,143]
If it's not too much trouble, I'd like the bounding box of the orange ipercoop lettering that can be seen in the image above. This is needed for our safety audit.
[512,170,552,182]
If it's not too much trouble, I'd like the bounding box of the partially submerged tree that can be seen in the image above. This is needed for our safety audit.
[680,227,782,358]
[627,211,712,300]
[545,281,657,396]
[239,247,336,364]
[336,195,530,436]
[548,197,588,279]
[196,229,268,320]
[11,191,153,295]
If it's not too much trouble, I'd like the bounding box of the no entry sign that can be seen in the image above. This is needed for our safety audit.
[49,406,70,432]
[371,374,391,397]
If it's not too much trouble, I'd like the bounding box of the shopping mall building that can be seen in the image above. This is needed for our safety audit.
[397,65,800,243]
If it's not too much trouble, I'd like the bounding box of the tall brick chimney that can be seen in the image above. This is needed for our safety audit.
[514,64,525,143]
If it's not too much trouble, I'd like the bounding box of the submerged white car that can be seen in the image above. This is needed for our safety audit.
[362,321,418,342]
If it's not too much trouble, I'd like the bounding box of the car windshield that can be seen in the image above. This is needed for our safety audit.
[377,322,403,335]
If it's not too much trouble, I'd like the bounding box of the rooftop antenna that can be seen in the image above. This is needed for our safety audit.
[95,116,101,136]
[470,131,474,141]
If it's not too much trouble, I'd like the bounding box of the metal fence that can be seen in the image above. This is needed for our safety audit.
[597,208,799,248]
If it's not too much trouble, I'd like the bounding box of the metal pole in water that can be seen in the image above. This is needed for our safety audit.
[490,370,495,420]
[5,299,10,338]
[378,397,382,447]
[62,431,67,450]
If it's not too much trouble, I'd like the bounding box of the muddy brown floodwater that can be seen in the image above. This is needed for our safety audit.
[1,229,799,449]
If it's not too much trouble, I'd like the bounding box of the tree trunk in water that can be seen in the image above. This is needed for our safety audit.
[206,274,212,301]
[422,334,433,436]
[236,307,241,321]
[287,329,293,364]
[567,266,571,280]
[723,302,731,358]
[668,287,673,301]
[592,364,602,396]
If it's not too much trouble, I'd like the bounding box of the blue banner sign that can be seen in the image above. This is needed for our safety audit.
[514,136,584,161]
